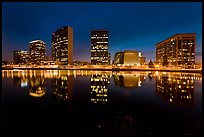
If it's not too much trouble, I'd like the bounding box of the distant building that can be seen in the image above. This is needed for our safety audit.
[156,33,196,68]
[13,50,29,64]
[114,52,124,64]
[29,40,46,65]
[73,60,90,66]
[124,50,139,65]
[2,61,8,65]
[114,50,140,66]
[138,52,146,65]
[91,30,110,65]
[148,60,154,68]
[52,26,73,65]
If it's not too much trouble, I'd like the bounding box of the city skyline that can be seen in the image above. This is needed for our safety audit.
[2,2,202,64]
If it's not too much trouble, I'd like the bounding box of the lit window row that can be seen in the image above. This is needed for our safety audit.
[96,42,108,43]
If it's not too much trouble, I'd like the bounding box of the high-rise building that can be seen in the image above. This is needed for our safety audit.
[52,26,73,65]
[29,40,46,65]
[13,50,29,64]
[156,33,196,68]
[91,30,110,65]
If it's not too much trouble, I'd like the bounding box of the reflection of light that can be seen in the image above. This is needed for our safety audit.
[53,70,58,75]
[21,81,28,87]
[162,72,167,75]
[74,70,76,78]
[170,98,172,102]
[29,90,45,97]
[138,81,142,87]
[156,71,158,76]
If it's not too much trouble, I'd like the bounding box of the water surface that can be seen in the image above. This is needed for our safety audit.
[2,70,202,136]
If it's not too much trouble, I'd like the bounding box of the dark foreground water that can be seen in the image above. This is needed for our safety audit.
[2,70,202,136]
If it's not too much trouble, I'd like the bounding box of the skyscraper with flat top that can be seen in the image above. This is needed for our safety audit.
[52,26,73,65]
[29,40,46,65]
[156,33,196,68]
[91,30,110,65]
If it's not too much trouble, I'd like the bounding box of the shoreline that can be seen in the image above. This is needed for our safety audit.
[2,67,202,73]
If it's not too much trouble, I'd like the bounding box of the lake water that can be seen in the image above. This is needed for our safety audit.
[2,70,202,136]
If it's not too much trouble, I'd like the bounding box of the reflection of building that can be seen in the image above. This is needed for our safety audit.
[13,50,29,64]
[155,75,194,107]
[13,76,28,87]
[91,30,110,65]
[90,75,110,103]
[29,76,46,97]
[52,26,73,65]
[51,75,73,104]
[156,33,196,68]
[29,40,46,65]
[114,74,144,88]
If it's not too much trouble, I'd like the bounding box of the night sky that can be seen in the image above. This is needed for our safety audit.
[2,2,202,63]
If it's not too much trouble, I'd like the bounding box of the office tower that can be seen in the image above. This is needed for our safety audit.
[52,26,73,65]
[91,30,110,65]
[29,40,46,65]
[13,50,29,64]
[156,33,196,68]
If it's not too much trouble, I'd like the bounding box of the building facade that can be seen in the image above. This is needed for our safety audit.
[29,40,46,65]
[52,26,73,65]
[124,50,139,65]
[91,30,110,65]
[156,33,196,68]
[138,52,146,65]
[114,52,124,65]
[114,50,140,66]
[13,50,29,64]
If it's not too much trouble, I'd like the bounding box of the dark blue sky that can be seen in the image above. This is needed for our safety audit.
[2,2,202,63]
